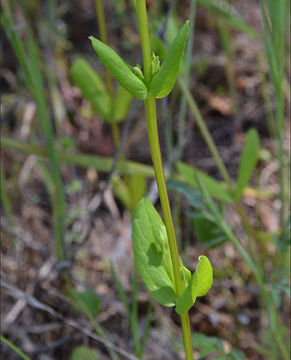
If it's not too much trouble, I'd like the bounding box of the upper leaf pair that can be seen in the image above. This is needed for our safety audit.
[132,198,213,314]
[89,21,189,100]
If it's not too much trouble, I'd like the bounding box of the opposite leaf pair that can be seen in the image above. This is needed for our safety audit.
[132,198,213,315]
[89,21,189,100]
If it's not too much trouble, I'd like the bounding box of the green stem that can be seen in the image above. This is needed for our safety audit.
[0,163,14,235]
[95,0,121,148]
[95,0,113,97]
[144,96,183,295]
[178,77,232,186]
[0,335,31,360]
[177,0,197,161]
[145,94,194,360]
[180,75,290,359]
[136,2,193,358]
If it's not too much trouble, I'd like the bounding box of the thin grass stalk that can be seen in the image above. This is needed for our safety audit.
[179,76,289,359]
[178,78,232,186]
[177,0,197,161]
[178,77,273,246]
[0,335,31,360]
[217,19,237,114]
[261,0,287,231]
[95,0,120,147]
[131,266,141,357]
[174,0,197,249]
[136,1,193,358]
[1,136,155,178]
[69,288,120,360]
[1,2,66,261]
[0,163,15,246]
[2,136,271,199]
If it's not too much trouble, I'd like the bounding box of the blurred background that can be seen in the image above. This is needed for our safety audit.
[1,0,290,359]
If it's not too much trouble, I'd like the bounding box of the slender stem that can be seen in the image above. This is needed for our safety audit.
[178,77,232,186]
[179,75,290,359]
[145,94,193,360]
[178,77,277,254]
[0,335,31,360]
[136,0,152,85]
[174,0,197,249]
[0,163,14,232]
[95,0,121,148]
[145,96,183,294]
[177,0,197,161]
[136,2,193,358]
[95,0,113,97]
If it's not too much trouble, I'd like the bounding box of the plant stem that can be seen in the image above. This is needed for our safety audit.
[144,96,183,294]
[95,0,113,97]
[0,163,14,235]
[178,77,232,186]
[95,0,121,148]
[145,94,194,360]
[179,77,275,253]
[136,1,193,358]
[180,75,290,359]
[177,0,197,161]
[0,335,31,360]
[2,136,272,198]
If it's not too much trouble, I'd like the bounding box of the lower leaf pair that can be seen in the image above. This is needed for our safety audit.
[132,198,213,315]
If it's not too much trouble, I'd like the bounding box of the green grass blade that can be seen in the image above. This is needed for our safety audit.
[0,164,13,229]
[198,0,258,39]
[1,136,155,178]
[235,129,260,200]
[0,335,31,360]
[2,4,67,260]
[130,266,141,357]
[111,263,130,314]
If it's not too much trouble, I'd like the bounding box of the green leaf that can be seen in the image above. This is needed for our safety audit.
[70,59,111,120]
[89,36,148,100]
[175,256,213,315]
[193,216,227,248]
[67,287,101,316]
[168,182,203,208]
[150,21,189,98]
[112,174,147,213]
[111,84,132,123]
[127,174,147,211]
[112,175,133,211]
[176,162,233,203]
[132,198,176,307]
[70,346,99,360]
[234,129,259,200]
[192,332,223,357]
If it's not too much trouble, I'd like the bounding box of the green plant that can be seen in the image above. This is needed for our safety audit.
[175,78,290,359]
[0,335,31,360]
[0,164,14,243]
[70,346,99,360]
[1,1,66,261]
[177,332,245,360]
[111,263,152,358]
[89,2,213,358]
[261,0,289,236]
[67,285,119,360]
[71,1,147,213]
